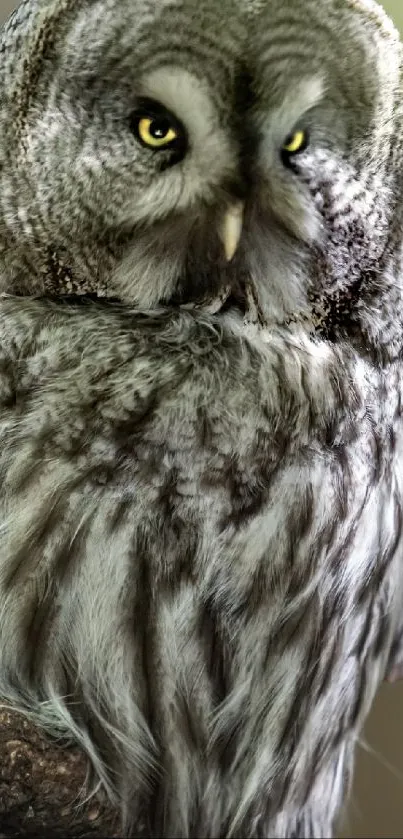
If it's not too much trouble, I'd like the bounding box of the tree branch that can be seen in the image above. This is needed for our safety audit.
[0,709,119,838]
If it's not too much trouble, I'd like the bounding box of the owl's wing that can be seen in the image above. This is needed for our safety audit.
[0,296,401,838]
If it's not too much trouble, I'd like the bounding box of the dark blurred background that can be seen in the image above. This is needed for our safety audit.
[0,0,402,835]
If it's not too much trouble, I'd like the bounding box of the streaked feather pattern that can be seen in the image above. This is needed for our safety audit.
[0,0,403,836]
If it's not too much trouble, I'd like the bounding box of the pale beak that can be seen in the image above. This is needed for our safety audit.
[219,202,244,262]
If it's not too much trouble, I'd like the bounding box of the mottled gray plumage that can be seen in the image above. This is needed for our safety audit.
[0,0,403,836]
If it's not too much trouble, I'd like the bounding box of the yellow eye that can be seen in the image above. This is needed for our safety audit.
[282,129,307,155]
[137,116,178,148]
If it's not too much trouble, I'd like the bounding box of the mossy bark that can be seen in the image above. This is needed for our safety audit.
[0,709,119,838]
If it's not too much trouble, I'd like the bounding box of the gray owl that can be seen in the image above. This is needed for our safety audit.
[0,0,403,837]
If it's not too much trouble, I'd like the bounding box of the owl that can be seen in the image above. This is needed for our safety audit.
[0,0,403,836]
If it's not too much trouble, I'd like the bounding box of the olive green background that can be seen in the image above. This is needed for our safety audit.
[0,0,403,836]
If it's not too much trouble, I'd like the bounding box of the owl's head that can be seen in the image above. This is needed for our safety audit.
[0,0,402,355]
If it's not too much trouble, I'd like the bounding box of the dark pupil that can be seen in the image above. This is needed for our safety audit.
[150,118,171,139]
